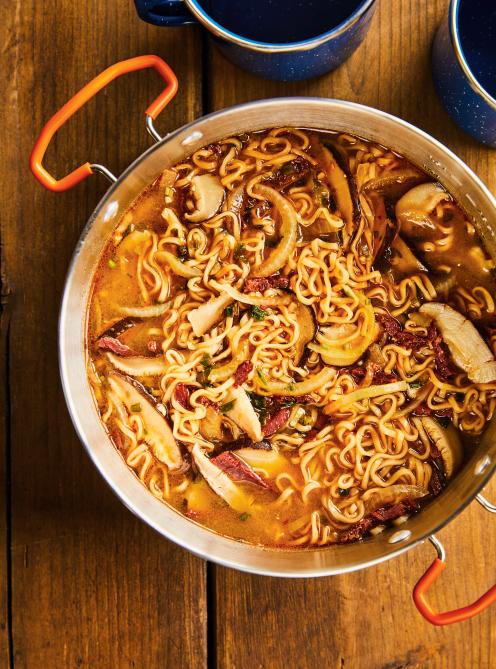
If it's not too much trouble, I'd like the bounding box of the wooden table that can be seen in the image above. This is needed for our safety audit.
[1,1,495,666]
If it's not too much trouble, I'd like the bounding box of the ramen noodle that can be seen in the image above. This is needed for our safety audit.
[87,128,496,547]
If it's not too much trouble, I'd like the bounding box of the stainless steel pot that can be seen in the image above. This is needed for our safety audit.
[30,56,496,625]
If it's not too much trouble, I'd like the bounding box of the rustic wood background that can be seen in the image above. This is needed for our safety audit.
[1,0,495,667]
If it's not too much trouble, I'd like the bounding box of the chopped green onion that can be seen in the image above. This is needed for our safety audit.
[233,243,247,261]
[220,399,236,414]
[239,512,251,521]
[108,258,117,269]
[409,381,422,389]
[286,383,296,392]
[224,305,234,317]
[249,305,269,321]
[177,245,188,262]
[247,392,266,411]
[437,416,451,428]
[280,161,295,175]
[256,367,268,386]
[130,403,142,412]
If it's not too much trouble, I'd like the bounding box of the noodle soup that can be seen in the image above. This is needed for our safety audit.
[87,128,496,547]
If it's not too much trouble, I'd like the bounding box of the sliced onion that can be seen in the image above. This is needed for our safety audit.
[415,416,462,479]
[310,292,377,366]
[118,302,171,318]
[325,380,408,413]
[251,184,298,277]
[211,281,291,307]
[365,484,427,513]
[155,250,202,278]
[293,303,316,364]
[255,367,335,396]
[106,352,167,376]
[209,341,249,383]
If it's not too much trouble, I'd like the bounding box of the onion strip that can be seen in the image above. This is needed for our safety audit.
[155,250,202,278]
[251,183,298,277]
[255,367,334,396]
[325,380,408,413]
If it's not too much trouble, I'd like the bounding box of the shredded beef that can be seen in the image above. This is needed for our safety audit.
[198,396,219,411]
[377,314,427,351]
[244,275,290,293]
[337,498,419,543]
[211,451,273,490]
[98,336,135,357]
[175,383,190,409]
[147,340,159,353]
[427,322,456,379]
[349,363,396,386]
[263,156,312,190]
[234,361,253,387]
[262,408,291,437]
[429,464,445,496]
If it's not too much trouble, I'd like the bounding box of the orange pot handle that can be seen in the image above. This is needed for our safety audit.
[30,55,178,192]
[413,537,496,625]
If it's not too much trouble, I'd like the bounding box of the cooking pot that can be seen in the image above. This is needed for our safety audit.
[30,55,496,625]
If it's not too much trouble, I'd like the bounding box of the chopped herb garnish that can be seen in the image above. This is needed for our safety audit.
[200,353,211,370]
[286,383,296,392]
[198,353,213,387]
[247,392,266,411]
[130,403,142,412]
[108,258,117,269]
[249,305,269,321]
[233,243,247,261]
[239,512,251,521]
[220,399,236,413]
[278,397,296,409]
[225,305,234,317]
[280,161,295,175]
[338,488,350,497]
[437,416,451,428]
[256,367,268,386]
[409,381,422,389]
[177,245,188,262]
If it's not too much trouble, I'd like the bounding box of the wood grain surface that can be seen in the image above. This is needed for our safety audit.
[1,0,495,668]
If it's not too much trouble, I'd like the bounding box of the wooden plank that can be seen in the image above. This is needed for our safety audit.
[207,1,496,667]
[2,1,207,667]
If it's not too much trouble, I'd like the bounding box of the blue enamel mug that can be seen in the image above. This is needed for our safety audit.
[134,0,377,81]
[432,0,496,147]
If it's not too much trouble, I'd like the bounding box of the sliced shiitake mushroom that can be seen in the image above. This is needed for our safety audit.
[416,416,463,479]
[420,302,496,383]
[108,373,182,469]
[185,174,225,223]
[362,169,425,199]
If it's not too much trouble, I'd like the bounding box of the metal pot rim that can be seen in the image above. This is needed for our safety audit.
[59,97,496,577]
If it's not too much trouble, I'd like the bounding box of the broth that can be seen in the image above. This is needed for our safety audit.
[87,128,496,547]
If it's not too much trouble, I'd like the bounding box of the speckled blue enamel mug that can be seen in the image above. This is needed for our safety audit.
[432,0,496,147]
[134,0,377,81]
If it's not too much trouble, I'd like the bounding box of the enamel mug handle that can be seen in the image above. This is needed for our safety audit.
[413,498,496,625]
[30,55,178,192]
[134,0,197,26]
